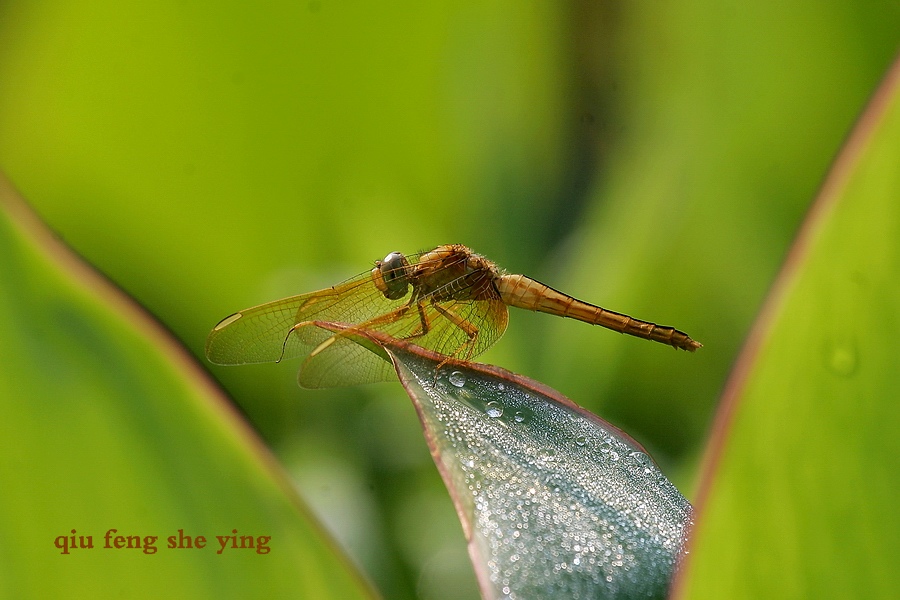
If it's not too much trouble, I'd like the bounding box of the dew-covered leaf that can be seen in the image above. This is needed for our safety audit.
[377,337,692,600]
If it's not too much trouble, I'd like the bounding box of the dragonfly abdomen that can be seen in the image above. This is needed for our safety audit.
[496,274,701,351]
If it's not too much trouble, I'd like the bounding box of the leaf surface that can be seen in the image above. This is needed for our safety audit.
[674,56,900,600]
[0,176,375,599]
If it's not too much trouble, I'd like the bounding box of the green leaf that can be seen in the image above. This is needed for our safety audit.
[384,339,692,599]
[674,58,900,598]
[0,175,375,599]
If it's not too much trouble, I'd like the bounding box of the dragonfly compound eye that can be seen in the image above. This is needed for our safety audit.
[372,251,411,300]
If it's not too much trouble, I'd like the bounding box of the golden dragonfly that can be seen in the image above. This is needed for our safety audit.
[206,244,701,388]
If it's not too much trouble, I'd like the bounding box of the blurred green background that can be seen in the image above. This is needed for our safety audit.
[0,1,897,598]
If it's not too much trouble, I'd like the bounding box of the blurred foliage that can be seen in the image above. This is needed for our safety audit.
[0,1,897,598]
[677,58,900,599]
[0,176,374,599]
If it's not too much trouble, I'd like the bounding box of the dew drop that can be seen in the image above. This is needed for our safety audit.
[609,451,619,462]
[448,371,467,387]
[485,401,504,418]
[824,338,857,377]
[513,410,527,423]
[497,382,505,391]
[575,436,587,447]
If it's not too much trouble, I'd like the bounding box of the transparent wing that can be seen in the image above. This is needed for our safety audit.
[205,270,408,365]
[207,248,511,388]
[297,327,398,388]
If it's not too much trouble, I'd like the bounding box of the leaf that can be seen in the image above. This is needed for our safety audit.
[349,329,693,599]
[673,57,900,598]
[0,175,375,599]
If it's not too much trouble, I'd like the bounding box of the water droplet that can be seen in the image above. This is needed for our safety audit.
[485,401,503,418]
[513,410,527,423]
[448,371,467,387]
[497,382,505,390]
[609,451,619,461]
[575,436,587,447]
[824,338,857,377]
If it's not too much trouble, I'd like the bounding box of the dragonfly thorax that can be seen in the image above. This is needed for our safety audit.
[372,251,412,300]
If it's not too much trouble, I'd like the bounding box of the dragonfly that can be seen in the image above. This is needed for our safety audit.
[206,244,701,388]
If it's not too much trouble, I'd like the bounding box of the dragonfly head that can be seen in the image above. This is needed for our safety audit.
[372,251,411,300]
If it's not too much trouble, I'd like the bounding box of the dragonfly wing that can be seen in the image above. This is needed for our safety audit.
[205,271,396,365]
[207,248,510,384]
[297,326,398,388]
[296,302,424,387]
[206,294,314,364]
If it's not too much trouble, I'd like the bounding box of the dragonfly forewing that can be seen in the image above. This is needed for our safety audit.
[205,272,402,365]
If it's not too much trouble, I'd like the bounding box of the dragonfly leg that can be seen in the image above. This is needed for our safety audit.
[379,299,431,340]
[389,301,478,367]
[364,302,413,330]
[414,301,430,336]
[431,303,480,365]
